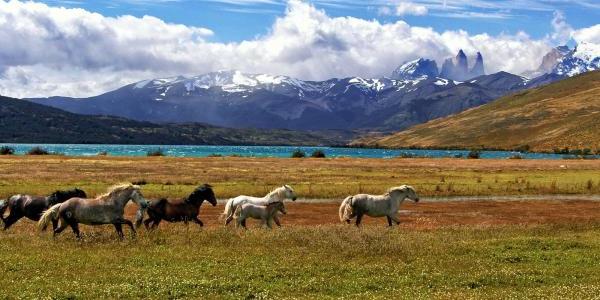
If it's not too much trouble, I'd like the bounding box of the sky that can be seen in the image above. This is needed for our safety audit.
[0,0,599,98]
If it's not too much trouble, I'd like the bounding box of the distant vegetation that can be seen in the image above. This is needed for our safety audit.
[147,148,166,157]
[26,147,49,155]
[310,150,326,158]
[467,150,481,159]
[356,71,600,152]
[291,149,306,158]
[0,146,14,155]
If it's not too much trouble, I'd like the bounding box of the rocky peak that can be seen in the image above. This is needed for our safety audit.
[391,58,439,80]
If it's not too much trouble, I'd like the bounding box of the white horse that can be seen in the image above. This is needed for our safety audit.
[223,185,297,226]
[235,202,287,229]
[339,185,419,227]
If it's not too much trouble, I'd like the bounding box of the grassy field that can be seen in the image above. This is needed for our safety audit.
[1,156,600,199]
[1,156,600,299]
[1,222,600,299]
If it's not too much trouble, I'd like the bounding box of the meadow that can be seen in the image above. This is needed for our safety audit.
[1,156,600,299]
[1,156,600,199]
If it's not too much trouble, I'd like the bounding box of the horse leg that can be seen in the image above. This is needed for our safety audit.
[69,222,81,239]
[273,214,282,227]
[355,213,363,227]
[266,218,273,229]
[113,223,125,240]
[53,219,68,237]
[143,218,153,230]
[2,212,22,230]
[225,214,234,226]
[391,215,401,225]
[193,217,204,227]
[151,219,161,230]
[52,219,59,232]
[123,220,136,236]
[386,216,393,227]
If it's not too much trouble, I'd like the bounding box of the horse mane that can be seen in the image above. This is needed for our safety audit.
[387,185,412,195]
[98,183,139,201]
[266,185,287,200]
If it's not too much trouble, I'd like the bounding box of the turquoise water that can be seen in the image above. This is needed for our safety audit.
[0,144,588,159]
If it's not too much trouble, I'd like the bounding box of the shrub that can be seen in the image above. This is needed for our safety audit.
[311,150,326,158]
[27,147,49,155]
[467,150,481,159]
[97,151,108,156]
[207,153,223,157]
[291,149,306,158]
[132,179,148,186]
[0,146,15,155]
[509,154,524,159]
[147,148,165,157]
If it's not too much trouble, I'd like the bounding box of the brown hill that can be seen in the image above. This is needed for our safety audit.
[356,71,600,152]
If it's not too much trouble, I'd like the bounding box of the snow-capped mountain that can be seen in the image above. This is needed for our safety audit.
[527,43,600,79]
[391,58,439,80]
[553,42,600,76]
[29,68,529,131]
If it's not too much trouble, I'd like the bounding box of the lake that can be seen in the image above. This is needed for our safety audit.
[0,144,588,159]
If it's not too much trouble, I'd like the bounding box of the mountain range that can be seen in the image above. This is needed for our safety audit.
[26,45,600,134]
[0,95,348,145]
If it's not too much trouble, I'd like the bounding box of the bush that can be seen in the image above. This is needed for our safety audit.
[509,154,524,159]
[311,150,326,158]
[132,179,148,186]
[27,147,49,155]
[467,150,481,159]
[97,151,108,156]
[0,146,15,155]
[291,149,306,158]
[147,148,165,157]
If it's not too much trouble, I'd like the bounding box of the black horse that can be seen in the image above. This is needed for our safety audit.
[143,184,217,230]
[0,188,87,230]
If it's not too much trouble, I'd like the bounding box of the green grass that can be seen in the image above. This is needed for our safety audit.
[1,223,600,298]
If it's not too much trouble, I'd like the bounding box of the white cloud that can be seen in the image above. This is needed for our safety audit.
[572,24,600,44]
[0,0,595,98]
[395,2,428,16]
[550,10,573,44]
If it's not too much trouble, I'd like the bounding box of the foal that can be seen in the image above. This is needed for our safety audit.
[235,202,286,229]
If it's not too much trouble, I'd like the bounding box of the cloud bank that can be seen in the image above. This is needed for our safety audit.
[0,0,598,98]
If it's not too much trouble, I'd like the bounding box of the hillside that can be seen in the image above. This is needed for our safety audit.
[355,71,600,152]
[0,96,348,145]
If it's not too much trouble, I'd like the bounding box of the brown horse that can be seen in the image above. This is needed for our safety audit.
[143,184,217,230]
[0,188,87,230]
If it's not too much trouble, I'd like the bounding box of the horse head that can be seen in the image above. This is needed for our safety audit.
[390,185,419,202]
[47,188,88,205]
[187,184,217,206]
[283,185,297,201]
[268,201,286,215]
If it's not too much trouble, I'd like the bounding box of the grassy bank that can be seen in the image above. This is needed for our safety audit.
[0,223,599,298]
[1,156,600,199]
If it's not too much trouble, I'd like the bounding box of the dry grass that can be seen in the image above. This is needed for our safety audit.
[1,156,600,199]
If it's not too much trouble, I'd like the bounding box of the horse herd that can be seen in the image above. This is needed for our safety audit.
[0,183,420,239]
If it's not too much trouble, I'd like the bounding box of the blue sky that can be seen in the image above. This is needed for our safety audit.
[0,0,598,97]
[40,0,600,43]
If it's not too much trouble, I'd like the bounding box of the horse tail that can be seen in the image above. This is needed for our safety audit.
[0,199,7,224]
[221,198,235,221]
[339,196,354,223]
[38,204,61,231]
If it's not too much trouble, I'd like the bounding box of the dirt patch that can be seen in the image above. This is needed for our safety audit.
[127,199,600,229]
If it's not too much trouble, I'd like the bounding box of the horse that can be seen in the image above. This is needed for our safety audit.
[235,202,287,229]
[143,184,217,230]
[339,185,419,227]
[38,184,148,239]
[222,185,296,226]
[0,188,87,231]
